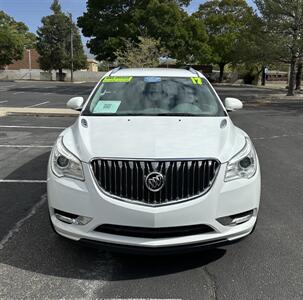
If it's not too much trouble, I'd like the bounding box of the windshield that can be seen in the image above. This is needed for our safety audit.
[82,76,226,116]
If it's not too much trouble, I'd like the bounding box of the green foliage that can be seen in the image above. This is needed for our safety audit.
[194,0,255,81]
[24,32,37,49]
[51,0,61,14]
[0,11,36,68]
[235,63,260,84]
[232,13,280,84]
[236,16,278,64]
[78,0,209,63]
[36,0,87,72]
[255,0,303,63]
[115,36,166,67]
[255,0,303,94]
[176,0,191,5]
[195,0,254,64]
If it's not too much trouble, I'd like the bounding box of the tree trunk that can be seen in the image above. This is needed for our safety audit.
[296,61,302,90]
[58,68,63,81]
[219,63,225,83]
[261,65,266,86]
[287,58,296,96]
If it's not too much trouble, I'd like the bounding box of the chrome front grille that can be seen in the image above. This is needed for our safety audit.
[91,159,220,206]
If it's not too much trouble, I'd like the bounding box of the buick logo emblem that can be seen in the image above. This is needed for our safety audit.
[145,172,165,192]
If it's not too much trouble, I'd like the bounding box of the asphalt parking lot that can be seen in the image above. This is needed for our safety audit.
[0,81,94,108]
[1,82,303,299]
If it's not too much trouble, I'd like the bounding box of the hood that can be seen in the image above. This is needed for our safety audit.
[62,116,246,164]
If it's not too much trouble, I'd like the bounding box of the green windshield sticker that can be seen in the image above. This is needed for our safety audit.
[102,76,133,83]
[93,100,121,113]
[191,77,202,85]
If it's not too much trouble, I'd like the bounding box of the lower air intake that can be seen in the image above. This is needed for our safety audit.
[94,224,214,238]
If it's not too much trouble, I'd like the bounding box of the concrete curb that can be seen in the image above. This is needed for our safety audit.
[0,107,79,117]
[13,80,90,84]
[214,83,288,92]
[0,79,85,84]
[243,97,303,106]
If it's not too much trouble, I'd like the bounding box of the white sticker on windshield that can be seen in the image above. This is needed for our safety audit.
[93,100,121,113]
[144,76,161,83]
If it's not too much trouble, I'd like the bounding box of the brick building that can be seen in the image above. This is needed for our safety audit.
[6,49,40,70]
[6,49,98,72]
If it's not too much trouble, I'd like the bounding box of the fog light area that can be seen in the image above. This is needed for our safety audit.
[217,209,256,226]
[54,209,92,225]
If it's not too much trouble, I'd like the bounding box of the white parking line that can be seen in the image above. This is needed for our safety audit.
[0,179,47,183]
[252,133,303,140]
[13,91,25,95]
[0,101,8,104]
[0,125,65,129]
[0,145,52,148]
[26,101,50,108]
[21,85,35,89]
[0,85,14,88]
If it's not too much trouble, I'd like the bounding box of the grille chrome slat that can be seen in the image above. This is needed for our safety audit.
[186,161,190,197]
[202,161,206,189]
[170,162,174,201]
[146,162,151,204]
[108,160,112,194]
[141,161,145,202]
[113,161,117,195]
[164,162,169,202]
[91,158,220,207]
[192,161,196,196]
[130,161,134,199]
[181,162,185,199]
[135,162,139,200]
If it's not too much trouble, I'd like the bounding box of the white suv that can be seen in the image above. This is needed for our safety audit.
[48,67,261,253]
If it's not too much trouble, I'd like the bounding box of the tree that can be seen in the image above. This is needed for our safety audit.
[255,0,303,96]
[235,13,281,85]
[36,0,87,80]
[0,11,36,68]
[115,36,166,67]
[296,60,302,90]
[194,0,255,82]
[78,0,210,64]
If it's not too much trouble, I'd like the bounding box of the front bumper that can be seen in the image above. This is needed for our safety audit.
[47,160,261,250]
[79,238,235,255]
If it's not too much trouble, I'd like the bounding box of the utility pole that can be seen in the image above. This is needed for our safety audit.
[27,49,32,80]
[69,13,74,82]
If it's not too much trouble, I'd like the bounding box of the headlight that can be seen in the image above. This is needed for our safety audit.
[51,136,84,181]
[225,137,257,182]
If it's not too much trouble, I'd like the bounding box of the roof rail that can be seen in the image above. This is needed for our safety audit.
[180,65,200,76]
[109,65,128,76]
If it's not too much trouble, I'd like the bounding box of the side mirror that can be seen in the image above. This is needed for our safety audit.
[224,97,243,111]
[67,97,84,111]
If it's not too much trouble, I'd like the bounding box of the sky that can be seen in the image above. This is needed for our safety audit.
[0,0,256,52]
[0,0,87,35]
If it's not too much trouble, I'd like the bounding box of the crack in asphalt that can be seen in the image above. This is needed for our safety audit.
[0,193,47,250]
[204,266,219,300]
[0,194,113,298]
